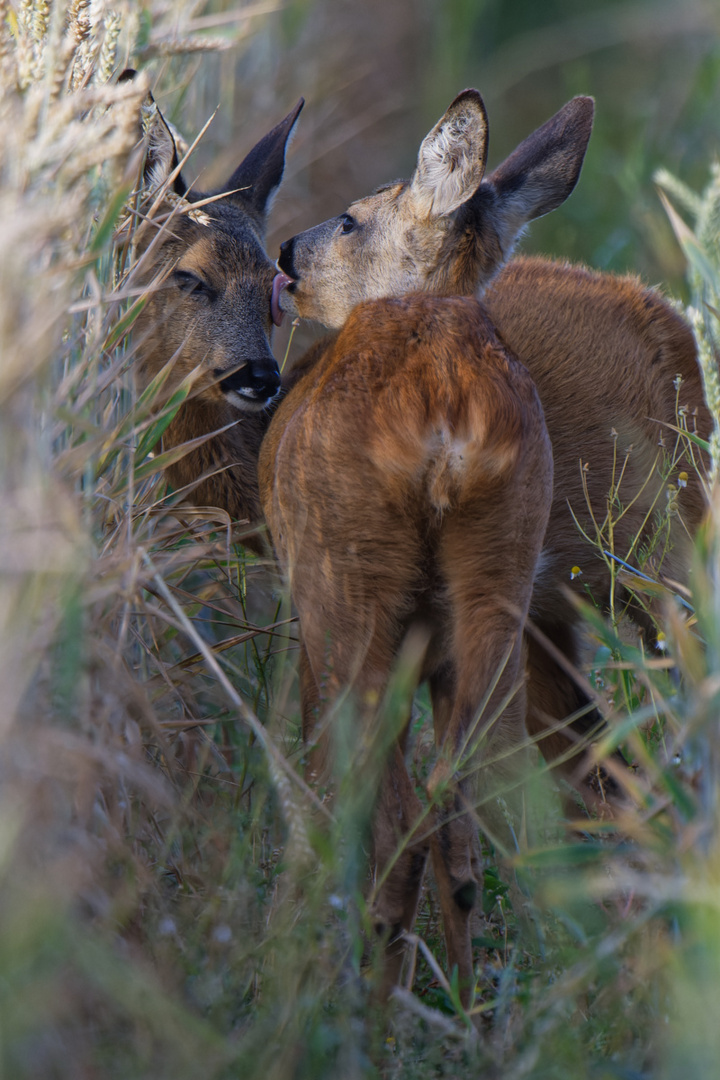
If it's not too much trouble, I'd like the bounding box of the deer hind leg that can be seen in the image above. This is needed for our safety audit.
[370,741,429,1000]
[426,665,480,1003]
[426,511,539,1005]
[427,630,528,1007]
[326,637,429,1002]
[525,621,623,818]
[352,624,430,1001]
[297,637,335,788]
[294,555,429,1000]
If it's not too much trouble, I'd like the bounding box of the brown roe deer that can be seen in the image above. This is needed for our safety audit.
[130,87,304,554]
[274,89,710,802]
[259,91,601,1006]
[260,292,553,1006]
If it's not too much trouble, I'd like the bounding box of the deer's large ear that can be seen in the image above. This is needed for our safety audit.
[483,96,594,252]
[225,99,304,225]
[119,69,188,197]
[408,90,489,218]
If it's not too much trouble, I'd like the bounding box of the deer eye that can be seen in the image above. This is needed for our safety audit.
[339,214,356,235]
[173,270,213,299]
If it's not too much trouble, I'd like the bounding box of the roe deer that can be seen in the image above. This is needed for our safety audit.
[258,92,599,1006]
[275,88,709,798]
[260,292,553,1007]
[130,83,303,554]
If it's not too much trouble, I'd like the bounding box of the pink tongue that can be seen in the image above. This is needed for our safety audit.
[271,272,294,327]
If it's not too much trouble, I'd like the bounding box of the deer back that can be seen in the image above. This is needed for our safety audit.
[259,292,552,682]
[483,255,708,623]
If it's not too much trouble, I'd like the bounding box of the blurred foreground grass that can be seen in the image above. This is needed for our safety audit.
[2,2,720,1078]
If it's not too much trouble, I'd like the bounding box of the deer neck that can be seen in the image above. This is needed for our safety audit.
[163,397,271,552]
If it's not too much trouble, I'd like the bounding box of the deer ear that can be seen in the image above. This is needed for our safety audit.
[225,99,304,225]
[408,89,489,218]
[119,69,188,197]
[484,96,594,251]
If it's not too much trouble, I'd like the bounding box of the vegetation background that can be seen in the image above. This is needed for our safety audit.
[2,0,720,1077]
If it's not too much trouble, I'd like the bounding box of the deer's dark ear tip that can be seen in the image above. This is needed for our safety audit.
[571,95,595,121]
[450,88,486,113]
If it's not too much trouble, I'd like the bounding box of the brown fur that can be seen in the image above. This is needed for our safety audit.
[259,294,553,1003]
[482,256,707,764]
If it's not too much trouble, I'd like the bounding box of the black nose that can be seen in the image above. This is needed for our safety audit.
[277,237,296,276]
[215,362,280,404]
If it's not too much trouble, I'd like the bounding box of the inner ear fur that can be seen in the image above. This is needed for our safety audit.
[118,69,188,197]
[409,89,489,218]
[142,100,187,196]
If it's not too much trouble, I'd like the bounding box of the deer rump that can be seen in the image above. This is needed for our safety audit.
[260,293,553,1003]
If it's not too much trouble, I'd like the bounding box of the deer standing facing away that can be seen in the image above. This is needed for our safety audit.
[259,93,600,1006]
[261,293,552,1006]
[275,89,709,800]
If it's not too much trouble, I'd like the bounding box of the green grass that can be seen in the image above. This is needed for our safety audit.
[3,3,720,1078]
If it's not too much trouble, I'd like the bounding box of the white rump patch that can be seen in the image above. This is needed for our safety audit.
[425,426,470,513]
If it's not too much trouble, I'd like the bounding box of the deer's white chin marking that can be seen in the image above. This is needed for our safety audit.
[225,389,274,413]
